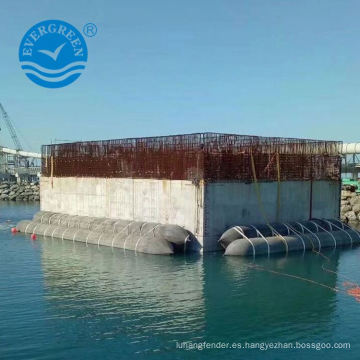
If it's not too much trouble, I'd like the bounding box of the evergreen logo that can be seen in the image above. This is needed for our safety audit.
[19,20,88,88]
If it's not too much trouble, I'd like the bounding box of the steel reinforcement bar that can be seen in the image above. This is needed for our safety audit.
[41,133,342,181]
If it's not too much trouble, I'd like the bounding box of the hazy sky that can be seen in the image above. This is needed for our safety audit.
[0,0,359,152]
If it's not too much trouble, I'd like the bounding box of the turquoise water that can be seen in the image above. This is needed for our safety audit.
[1,203,360,359]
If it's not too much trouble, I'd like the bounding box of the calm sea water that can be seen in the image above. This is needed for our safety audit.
[1,203,360,359]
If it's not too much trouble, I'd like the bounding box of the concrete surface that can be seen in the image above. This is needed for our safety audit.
[40,177,205,247]
[41,177,340,252]
[204,180,340,251]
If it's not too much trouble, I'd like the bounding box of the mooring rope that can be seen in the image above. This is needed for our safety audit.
[112,219,125,233]
[135,225,160,253]
[51,226,57,238]
[276,152,281,222]
[276,222,360,301]
[43,224,51,237]
[267,224,289,254]
[61,228,70,241]
[335,220,360,240]
[283,223,306,253]
[48,213,57,225]
[295,221,321,250]
[40,213,47,223]
[58,214,66,226]
[32,223,40,235]
[250,151,289,253]
[309,221,337,248]
[115,221,135,249]
[234,226,256,258]
[184,234,190,254]
[50,155,54,189]
[321,219,353,246]
[249,225,270,257]
[97,232,104,248]
[241,256,360,302]
[72,229,80,242]
[85,230,92,246]
[24,222,32,234]
[250,151,269,224]
[248,264,339,293]
[224,161,360,303]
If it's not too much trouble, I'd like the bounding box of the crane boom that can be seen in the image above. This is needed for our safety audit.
[0,102,23,151]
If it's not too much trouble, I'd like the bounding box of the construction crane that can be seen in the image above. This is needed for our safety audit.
[0,102,23,151]
[0,103,41,180]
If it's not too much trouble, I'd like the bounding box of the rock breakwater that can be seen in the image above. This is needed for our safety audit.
[341,185,360,222]
[0,181,40,201]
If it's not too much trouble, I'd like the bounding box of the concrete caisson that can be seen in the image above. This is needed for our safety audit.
[35,133,342,253]
[40,178,340,251]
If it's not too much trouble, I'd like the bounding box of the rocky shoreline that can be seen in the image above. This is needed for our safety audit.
[341,185,360,222]
[0,181,40,201]
[0,179,359,214]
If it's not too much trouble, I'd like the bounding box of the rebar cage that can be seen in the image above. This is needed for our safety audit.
[41,133,342,182]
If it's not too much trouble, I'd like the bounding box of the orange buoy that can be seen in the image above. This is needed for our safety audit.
[30,234,37,240]
[11,228,17,233]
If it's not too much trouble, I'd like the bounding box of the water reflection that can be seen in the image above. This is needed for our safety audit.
[41,239,206,346]
[40,238,341,352]
[205,252,339,342]
[3,203,360,359]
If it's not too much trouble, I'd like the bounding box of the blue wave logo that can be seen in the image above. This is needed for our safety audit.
[19,20,88,88]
